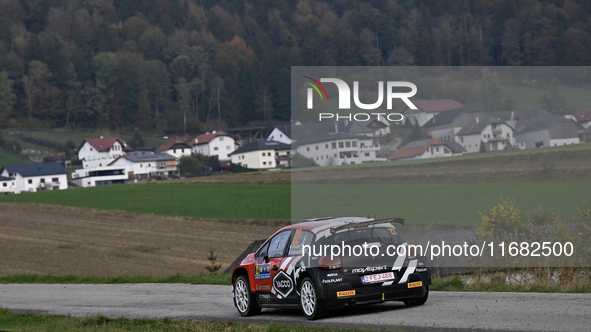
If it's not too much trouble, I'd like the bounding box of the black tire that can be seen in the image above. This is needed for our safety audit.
[299,277,328,320]
[233,275,261,316]
[404,285,429,307]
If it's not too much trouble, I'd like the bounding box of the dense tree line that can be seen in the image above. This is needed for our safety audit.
[0,0,589,134]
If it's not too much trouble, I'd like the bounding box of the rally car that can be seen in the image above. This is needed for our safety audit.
[231,217,431,319]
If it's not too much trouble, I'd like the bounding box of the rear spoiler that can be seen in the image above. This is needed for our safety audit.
[329,217,405,234]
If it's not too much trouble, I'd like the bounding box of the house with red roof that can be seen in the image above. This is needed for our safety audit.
[78,137,132,168]
[572,110,591,129]
[387,138,466,161]
[404,99,464,127]
[155,139,192,160]
[189,131,237,161]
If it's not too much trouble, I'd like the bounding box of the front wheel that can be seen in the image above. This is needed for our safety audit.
[233,275,261,316]
[300,277,328,320]
[404,285,429,307]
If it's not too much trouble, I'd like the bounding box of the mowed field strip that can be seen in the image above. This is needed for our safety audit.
[0,203,283,277]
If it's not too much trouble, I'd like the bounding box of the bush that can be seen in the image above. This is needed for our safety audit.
[291,153,318,168]
[179,155,202,177]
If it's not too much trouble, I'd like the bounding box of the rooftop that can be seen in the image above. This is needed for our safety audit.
[190,131,231,146]
[387,138,465,160]
[1,163,68,177]
[155,139,192,152]
[291,132,372,147]
[80,137,131,152]
[230,141,290,155]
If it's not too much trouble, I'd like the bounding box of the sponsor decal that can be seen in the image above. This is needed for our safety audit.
[272,270,294,298]
[254,264,271,280]
[326,272,338,277]
[258,294,271,299]
[408,281,423,288]
[337,290,356,297]
[256,284,271,291]
[418,262,425,266]
[415,268,428,272]
[351,265,387,274]
[322,278,343,284]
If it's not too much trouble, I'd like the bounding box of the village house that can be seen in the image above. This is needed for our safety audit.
[189,131,237,161]
[78,137,131,168]
[570,109,591,129]
[267,124,292,145]
[404,99,465,127]
[514,116,583,149]
[109,153,179,180]
[155,139,192,159]
[230,141,291,170]
[0,163,68,193]
[291,132,380,166]
[455,118,516,153]
[71,165,128,187]
[424,107,484,140]
[387,139,466,161]
[0,175,16,194]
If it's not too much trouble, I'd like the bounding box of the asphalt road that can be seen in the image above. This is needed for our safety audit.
[0,284,589,331]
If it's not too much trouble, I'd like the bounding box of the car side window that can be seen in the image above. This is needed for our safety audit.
[267,230,291,258]
[289,229,315,256]
[256,241,270,258]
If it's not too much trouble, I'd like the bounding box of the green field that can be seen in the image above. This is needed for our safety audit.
[0,151,33,168]
[503,85,591,111]
[292,181,591,224]
[0,183,291,221]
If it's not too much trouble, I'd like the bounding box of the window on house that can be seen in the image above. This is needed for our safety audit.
[365,153,370,156]
[140,164,143,167]
[220,137,224,141]
[315,145,319,150]
[325,144,328,149]
[2,183,6,187]
[173,149,176,153]
[352,141,357,147]
[331,143,336,149]
[148,164,151,167]
[28,179,32,184]
[316,156,319,160]
[345,141,351,148]
[269,161,272,165]
[226,146,231,150]
[159,162,166,169]
[436,147,439,152]
[507,133,510,137]
[263,162,267,165]
[40,178,45,183]
[214,147,218,151]
[334,153,337,157]
[52,178,58,183]
[338,142,344,148]
[307,147,310,151]
[90,148,93,151]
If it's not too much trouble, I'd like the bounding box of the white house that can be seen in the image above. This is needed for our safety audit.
[291,132,380,167]
[71,166,128,187]
[514,116,582,149]
[0,175,17,194]
[155,140,192,159]
[405,99,464,127]
[387,139,466,161]
[0,163,68,193]
[267,125,292,145]
[78,137,132,168]
[190,131,237,161]
[109,153,178,180]
[230,141,291,170]
[455,118,516,153]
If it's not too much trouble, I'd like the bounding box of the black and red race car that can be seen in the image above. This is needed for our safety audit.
[231,217,431,319]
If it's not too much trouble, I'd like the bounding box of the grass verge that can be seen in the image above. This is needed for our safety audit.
[0,309,372,332]
[431,270,591,293]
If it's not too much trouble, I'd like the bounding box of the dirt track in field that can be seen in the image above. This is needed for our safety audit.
[0,203,283,277]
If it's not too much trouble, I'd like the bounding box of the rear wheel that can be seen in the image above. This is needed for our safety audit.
[233,275,261,316]
[404,285,429,307]
[300,277,328,320]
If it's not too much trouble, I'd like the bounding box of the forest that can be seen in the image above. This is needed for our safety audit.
[0,0,590,134]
